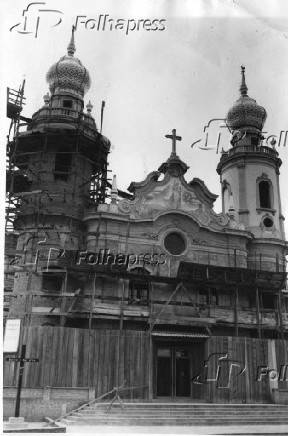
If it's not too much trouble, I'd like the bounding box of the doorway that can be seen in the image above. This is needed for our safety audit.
[156,346,190,397]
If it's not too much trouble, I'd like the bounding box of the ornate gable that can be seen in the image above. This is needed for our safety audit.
[117,155,246,232]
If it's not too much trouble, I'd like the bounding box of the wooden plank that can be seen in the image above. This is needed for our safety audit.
[23,326,33,387]
[60,327,69,386]
[55,327,64,386]
[83,328,90,387]
[93,329,100,394]
[124,331,130,397]
[71,329,79,387]
[88,328,95,388]
[97,330,103,394]
[50,327,60,386]
[108,330,116,391]
[118,330,125,388]
[235,287,239,336]
[256,286,261,338]
[103,330,110,393]
[32,327,47,387]
[89,274,96,331]
[77,329,85,387]
[65,327,74,387]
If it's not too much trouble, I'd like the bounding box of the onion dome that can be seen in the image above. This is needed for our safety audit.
[46,27,91,98]
[226,67,267,135]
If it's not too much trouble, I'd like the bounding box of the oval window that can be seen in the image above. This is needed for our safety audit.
[263,217,273,228]
[164,232,186,255]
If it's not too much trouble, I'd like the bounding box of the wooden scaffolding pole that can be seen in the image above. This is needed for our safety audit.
[234,286,239,336]
[255,285,261,338]
[278,289,284,339]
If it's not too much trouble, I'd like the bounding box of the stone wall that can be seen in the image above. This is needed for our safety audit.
[3,386,95,422]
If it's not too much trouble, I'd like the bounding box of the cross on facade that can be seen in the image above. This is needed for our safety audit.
[6,344,39,417]
[165,129,182,155]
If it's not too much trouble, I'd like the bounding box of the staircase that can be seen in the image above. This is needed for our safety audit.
[60,403,288,426]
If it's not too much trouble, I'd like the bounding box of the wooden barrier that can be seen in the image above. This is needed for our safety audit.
[3,327,288,403]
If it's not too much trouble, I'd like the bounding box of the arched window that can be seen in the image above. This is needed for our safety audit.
[259,181,271,209]
[128,267,150,306]
[222,180,232,214]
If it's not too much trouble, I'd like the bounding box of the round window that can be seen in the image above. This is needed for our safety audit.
[263,217,273,228]
[164,232,186,255]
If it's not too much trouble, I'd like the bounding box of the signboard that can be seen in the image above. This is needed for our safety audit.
[6,358,39,363]
[3,319,21,353]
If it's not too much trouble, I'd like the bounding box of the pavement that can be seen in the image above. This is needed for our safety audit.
[65,424,288,435]
[3,423,288,436]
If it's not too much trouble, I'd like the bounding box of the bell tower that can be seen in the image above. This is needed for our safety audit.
[8,29,110,324]
[217,67,286,271]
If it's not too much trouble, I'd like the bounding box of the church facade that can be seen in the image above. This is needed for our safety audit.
[4,31,288,412]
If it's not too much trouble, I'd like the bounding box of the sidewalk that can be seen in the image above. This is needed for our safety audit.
[3,422,288,435]
[64,423,288,435]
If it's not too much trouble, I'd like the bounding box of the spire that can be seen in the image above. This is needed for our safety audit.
[67,25,76,56]
[239,65,248,97]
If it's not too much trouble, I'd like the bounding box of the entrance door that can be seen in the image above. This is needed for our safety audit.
[157,346,190,397]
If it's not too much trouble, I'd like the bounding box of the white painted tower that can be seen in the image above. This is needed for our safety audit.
[217,67,286,271]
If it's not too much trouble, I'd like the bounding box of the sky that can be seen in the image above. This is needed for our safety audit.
[1,0,288,235]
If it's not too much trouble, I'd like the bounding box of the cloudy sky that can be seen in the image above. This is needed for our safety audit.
[1,0,288,234]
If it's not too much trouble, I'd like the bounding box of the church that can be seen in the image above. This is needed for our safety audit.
[4,29,288,419]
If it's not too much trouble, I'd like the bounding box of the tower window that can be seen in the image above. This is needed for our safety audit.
[54,151,72,181]
[42,273,63,293]
[262,293,275,309]
[128,267,150,306]
[259,181,271,209]
[251,137,259,146]
[63,100,73,108]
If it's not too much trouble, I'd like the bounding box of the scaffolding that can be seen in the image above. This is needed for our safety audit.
[6,81,28,232]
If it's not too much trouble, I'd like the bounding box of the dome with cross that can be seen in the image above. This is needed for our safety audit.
[46,28,91,99]
[226,67,267,135]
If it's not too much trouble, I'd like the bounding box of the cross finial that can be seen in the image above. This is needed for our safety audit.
[67,25,76,56]
[165,129,182,156]
[240,65,248,97]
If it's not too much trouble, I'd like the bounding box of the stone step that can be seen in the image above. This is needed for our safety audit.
[66,418,288,426]
[64,403,288,427]
[73,411,288,418]
[81,406,288,411]
[84,409,288,415]
[70,413,288,421]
